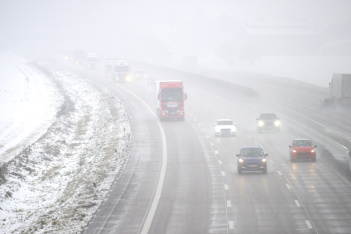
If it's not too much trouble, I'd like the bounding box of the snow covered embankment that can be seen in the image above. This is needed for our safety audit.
[0,63,131,233]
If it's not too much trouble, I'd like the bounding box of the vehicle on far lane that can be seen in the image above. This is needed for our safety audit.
[320,97,336,110]
[214,119,236,137]
[256,113,280,133]
[236,146,268,174]
[289,138,317,162]
[135,71,147,79]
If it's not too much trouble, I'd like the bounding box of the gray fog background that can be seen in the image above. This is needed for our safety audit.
[1,0,351,86]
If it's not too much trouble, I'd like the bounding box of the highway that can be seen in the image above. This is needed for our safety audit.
[84,65,351,234]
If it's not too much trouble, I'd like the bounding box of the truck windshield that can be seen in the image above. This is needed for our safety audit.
[161,88,183,101]
[115,66,130,72]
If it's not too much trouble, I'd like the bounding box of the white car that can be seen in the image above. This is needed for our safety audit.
[214,119,236,137]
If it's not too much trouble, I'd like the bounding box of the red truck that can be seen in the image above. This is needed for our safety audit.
[155,80,187,120]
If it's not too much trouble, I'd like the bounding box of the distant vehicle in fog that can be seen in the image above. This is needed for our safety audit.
[73,50,86,65]
[236,146,268,174]
[105,60,132,82]
[155,80,187,120]
[329,74,351,106]
[86,53,99,69]
[115,61,132,82]
[214,119,236,137]
[289,138,317,162]
[256,113,280,133]
[320,97,336,110]
[135,71,147,79]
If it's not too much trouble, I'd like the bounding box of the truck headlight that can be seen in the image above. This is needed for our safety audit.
[274,120,280,126]
[262,158,267,163]
[125,75,132,82]
[257,121,264,127]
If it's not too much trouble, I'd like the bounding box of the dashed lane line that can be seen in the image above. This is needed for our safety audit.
[305,220,313,229]
[294,200,301,208]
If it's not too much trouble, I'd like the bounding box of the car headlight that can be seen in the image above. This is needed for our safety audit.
[274,120,280,126]
[257,121,264,127]
[231,126,237,132]
[238,158,244,163]
[311,149,315,153]
[292,149,297,153]
[261,158,267,163]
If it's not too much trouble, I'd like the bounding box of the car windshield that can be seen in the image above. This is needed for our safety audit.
[240,148,264,157]
[293,140,313,147]
[259,114,277,119]
[217,120,233,125]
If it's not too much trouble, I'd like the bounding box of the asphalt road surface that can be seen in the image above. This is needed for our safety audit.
[84,65,351,234]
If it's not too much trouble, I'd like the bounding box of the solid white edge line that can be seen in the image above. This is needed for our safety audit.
[117,85,167,234]
[227,200,232,207]
[141,121,167,234]
[221,171,226,176]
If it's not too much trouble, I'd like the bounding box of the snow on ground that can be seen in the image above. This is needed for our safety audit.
[0,54,131,233]
[0,53,62,164]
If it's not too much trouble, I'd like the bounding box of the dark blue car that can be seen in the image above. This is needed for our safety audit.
[236,146,268,174]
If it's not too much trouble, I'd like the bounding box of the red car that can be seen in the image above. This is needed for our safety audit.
[289,139,317,161]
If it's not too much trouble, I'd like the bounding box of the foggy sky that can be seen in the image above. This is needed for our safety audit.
[1,0,351,61]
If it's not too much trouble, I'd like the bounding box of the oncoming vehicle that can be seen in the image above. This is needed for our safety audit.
[236,146,268,174]
[214,119,236,137]
[256,113,280,133]
[135,71,147,79]
[289,138,317,162]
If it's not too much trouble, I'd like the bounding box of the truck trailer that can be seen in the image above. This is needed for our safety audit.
[155,80,187,120]
[329,73,351,105]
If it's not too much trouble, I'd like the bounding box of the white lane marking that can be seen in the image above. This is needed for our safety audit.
[277,170,282,176]
[269,159,274,164]
[206,136,210,139]
[221,171,226,176]
[305,220,313,229]
[119,85,167,234]
[294,200,301,207]
[227,200,232,207]
[215,150,219,155]
[229,221,234,229]
[218,160,222,164]
[210,142,214,146]
[286,184,291,190]
[224,184,229,190]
